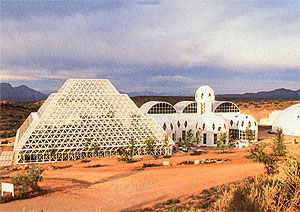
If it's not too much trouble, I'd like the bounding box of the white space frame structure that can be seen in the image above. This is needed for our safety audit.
[14,79,174,164]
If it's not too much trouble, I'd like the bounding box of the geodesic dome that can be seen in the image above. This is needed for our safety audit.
[272,103,300,136]
[14,79,174,164]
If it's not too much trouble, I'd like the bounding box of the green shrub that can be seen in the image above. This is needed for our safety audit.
[272,128,286,157]
[11,165,44,196]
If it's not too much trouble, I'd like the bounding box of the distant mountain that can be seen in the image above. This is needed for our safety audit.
[0,83,47,102]
[125,91,164,97]
[216,88,300,99]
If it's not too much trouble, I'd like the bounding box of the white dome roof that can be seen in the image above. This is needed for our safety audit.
[236,114,257,131]
[197,114,228,132]
[272,103,300,136]
[195,85,215,102]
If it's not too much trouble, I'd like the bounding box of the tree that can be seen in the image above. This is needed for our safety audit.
[83,139,100,158]
[145,137,156,156]
[118,138,137,161]
[128,138,137,159]
[216,132,228,152]
[248,142,279,175]
[272,128,286,157]
[245,128,255,143]
[182,129,193,152]
[193,129,203,146]
[117,147,129,161]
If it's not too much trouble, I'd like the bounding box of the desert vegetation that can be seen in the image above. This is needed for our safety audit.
[135,130,300,212]
[0,102,41,138]
[0,165,44,203]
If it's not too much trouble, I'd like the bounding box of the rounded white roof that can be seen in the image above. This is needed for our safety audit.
[272,103,300,136]
[236,114,257,131]
[195,85,215,102]
[139,101,176,114]
[174,101,196,113]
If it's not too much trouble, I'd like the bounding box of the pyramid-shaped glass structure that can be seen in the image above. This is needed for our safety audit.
[14,79,174,164]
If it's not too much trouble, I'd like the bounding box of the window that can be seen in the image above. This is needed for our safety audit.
[202,123,205,130]
[203,133,207,144]
[177,121,180,128]
[163,123,166,130]
[240,130,246,140]
[148,102,176,114]
[230,120,233,127]
[184,121,188,128]
[172,133,176,141]
[229,129,239,142]
[182,102,197,113]
[214,134,217,144]
[170,123,173,131]
[212,123,215,130]
[214,102,239,113]
[182,130,186,141]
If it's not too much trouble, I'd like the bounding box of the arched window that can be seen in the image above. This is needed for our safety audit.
[182,102,197,113]
[148,102,176,114]
[177,121,180,128]
[202,123,205,130]
[212,123,215,130]
[214,102,240,113]
[241,121,244,127]
[230,120,233,126]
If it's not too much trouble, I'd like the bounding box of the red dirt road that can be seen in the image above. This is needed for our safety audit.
[0,149,264,212]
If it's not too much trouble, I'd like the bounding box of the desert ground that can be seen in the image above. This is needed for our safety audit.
[1,127,299,212]
[0,100,299,211]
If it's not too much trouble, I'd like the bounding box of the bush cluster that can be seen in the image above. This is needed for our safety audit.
[213,151,300,211]
[11,165,44,196]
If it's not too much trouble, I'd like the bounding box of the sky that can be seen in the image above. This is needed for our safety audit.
[0,0,299,95]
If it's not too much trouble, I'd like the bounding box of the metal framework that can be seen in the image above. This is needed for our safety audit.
[14,79,174,164]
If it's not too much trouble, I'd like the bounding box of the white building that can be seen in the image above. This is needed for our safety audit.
[272,103,300,136]
[260,110,281,125]
[140,86,258,147]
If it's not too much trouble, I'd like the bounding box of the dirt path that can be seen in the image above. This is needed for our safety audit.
[0,149,264,212]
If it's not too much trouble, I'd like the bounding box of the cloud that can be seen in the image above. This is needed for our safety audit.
[150,75,195,83]
[1,1,299,94]
[2,1,299,73]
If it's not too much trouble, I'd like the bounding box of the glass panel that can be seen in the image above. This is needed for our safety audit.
[214,102,239,113]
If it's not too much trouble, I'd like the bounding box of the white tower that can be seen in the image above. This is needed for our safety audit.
[195,85,215,115]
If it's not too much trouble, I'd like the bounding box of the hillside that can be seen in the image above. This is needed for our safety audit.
[216,88,300,99]
[0,83,46,102]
